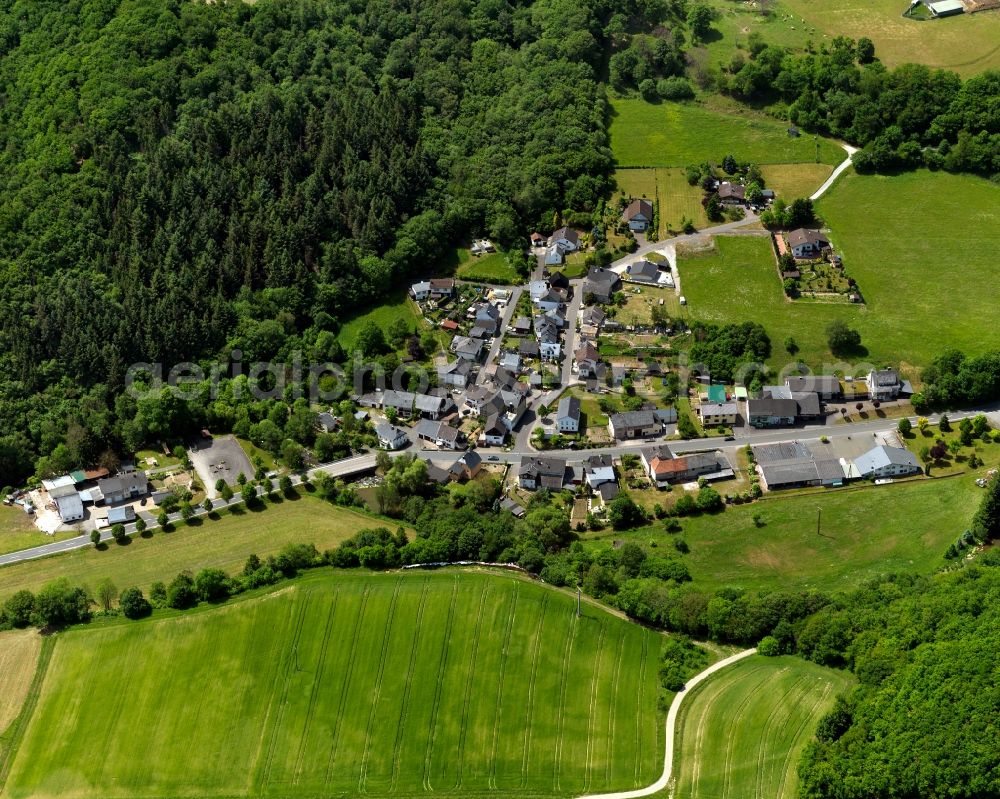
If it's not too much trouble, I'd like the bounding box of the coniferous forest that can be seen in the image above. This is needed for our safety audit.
[0,0,669,485]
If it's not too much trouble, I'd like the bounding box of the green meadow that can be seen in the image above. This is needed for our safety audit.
[0,497,388,603]
[1,571,664,799]
[609,100,845,168]
[673,655,852,798]
[678,170,1000,372]
[586,475,977,593]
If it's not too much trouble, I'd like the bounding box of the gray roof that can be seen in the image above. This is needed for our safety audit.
[558,396,581,422]
[439,359,471,376]
[700,402,738,416]
[854,445,920,475]
[375,422,406,441]
[626,260,660,281]
[793,392,822,417]
[787,228,829,248]
[785,375,841,394]
[513,316,532,331]
[519,339,540,357]
[870,369,901,386]
[751,441,811,464]
[519,456,567,478]
[107,506,135,524]
[610,409,658,429]
[548,227,579,246]
[761,459,842,487]
[382,390,454,414]
[500,497,526,517]
[748,397,798,418]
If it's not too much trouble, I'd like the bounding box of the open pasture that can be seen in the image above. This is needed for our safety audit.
[672,655,852,798]
[1,570,664,799]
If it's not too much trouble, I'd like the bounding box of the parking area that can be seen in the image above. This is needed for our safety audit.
[187,435,255,498]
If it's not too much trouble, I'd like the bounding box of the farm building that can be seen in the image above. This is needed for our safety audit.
[925,0,965,16]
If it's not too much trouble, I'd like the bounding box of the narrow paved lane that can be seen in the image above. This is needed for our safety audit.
[810,142,858,201]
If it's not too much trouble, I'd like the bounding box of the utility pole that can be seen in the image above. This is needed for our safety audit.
[577,586,582,618]
[816,507,821,537]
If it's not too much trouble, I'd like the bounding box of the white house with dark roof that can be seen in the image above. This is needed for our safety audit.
[557,396,581,433]
[374,422,410,451]
[438,359,473,388]
[786,229,830,259]
[518,456,568,490]
[608,410,662,440]
[866,369,902,401]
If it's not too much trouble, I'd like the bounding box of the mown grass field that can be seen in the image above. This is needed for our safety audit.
[680,170,1000,371]
[816,170,1000,370]
[760,163,833,201]
[0,631,41,737]
[0,497,391,603]
[457,250,520,283]
[673,655,852,799]
[781,0,1000,76]
[2,571,664,799]
[336,290,423,350]
[0,507,77,557]
[609,100,844,168]
[586,475,977,592]
[692,0,1000,78]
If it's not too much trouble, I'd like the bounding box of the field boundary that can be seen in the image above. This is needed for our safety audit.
[0,636,54,791]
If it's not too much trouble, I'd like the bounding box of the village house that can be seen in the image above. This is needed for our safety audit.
[747,397,799,428]
[574,341,602,378]
[556,396,581,433]
[534,289,566,313]
[717,182,746,205]
[414,419,466,450]
[539,340,561,361]
[583,454,617,491]
[784,375,842,401]
[608,409,662,440]
[437,359,473,388]
[511,316,533,336]
[98,470,149,505]
[622,198,654,232]
[359,390,456,420]
[582,266,621,304]
[641,446,724,488]
[624,259,662,284]
[544,227,580,265]
[519,339,540,359]
[853,444,921,479]
[579,306,605,337]
[753,441,847,491]
[451,336,484,362]
[786,228,830,259]
[698,402,738,427]
[374,422,410,451]
[866,368,903,401]
[518,456,569,490]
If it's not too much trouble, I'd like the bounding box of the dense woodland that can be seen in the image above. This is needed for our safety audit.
[0,0,677,486]
[719,37,1000,176]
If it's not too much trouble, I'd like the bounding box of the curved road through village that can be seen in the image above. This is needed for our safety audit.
[576,648,758,799]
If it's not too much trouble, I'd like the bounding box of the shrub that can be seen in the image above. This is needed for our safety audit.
[758,635,781,656]
[119,588,152,620]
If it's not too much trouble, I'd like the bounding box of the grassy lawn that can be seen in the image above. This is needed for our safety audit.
[3,570,664,799]
[0,496,393,603]
[457,250,520,283]
[620,284,683,325]
[562,252,590,278]
[816,170,1000,370]
[680,172,1000,373]
[585,475,978,593]
[0,630,42,737]
[656,168,711,232]
[673,655,853,799]
[336,290,423,351]
[0,507,79,557]
[901,421,1000,475]
[609,99,844,168]
[781,0,1000,76]
[237,436,278,472]
[135,447,181,470]
[760,163,834,201]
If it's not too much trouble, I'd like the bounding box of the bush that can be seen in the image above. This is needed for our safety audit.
[166,572,198,610]
[657,76,695,100]
[757,635,781,656]
[119,587,152,620]
[3,590,36,628]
